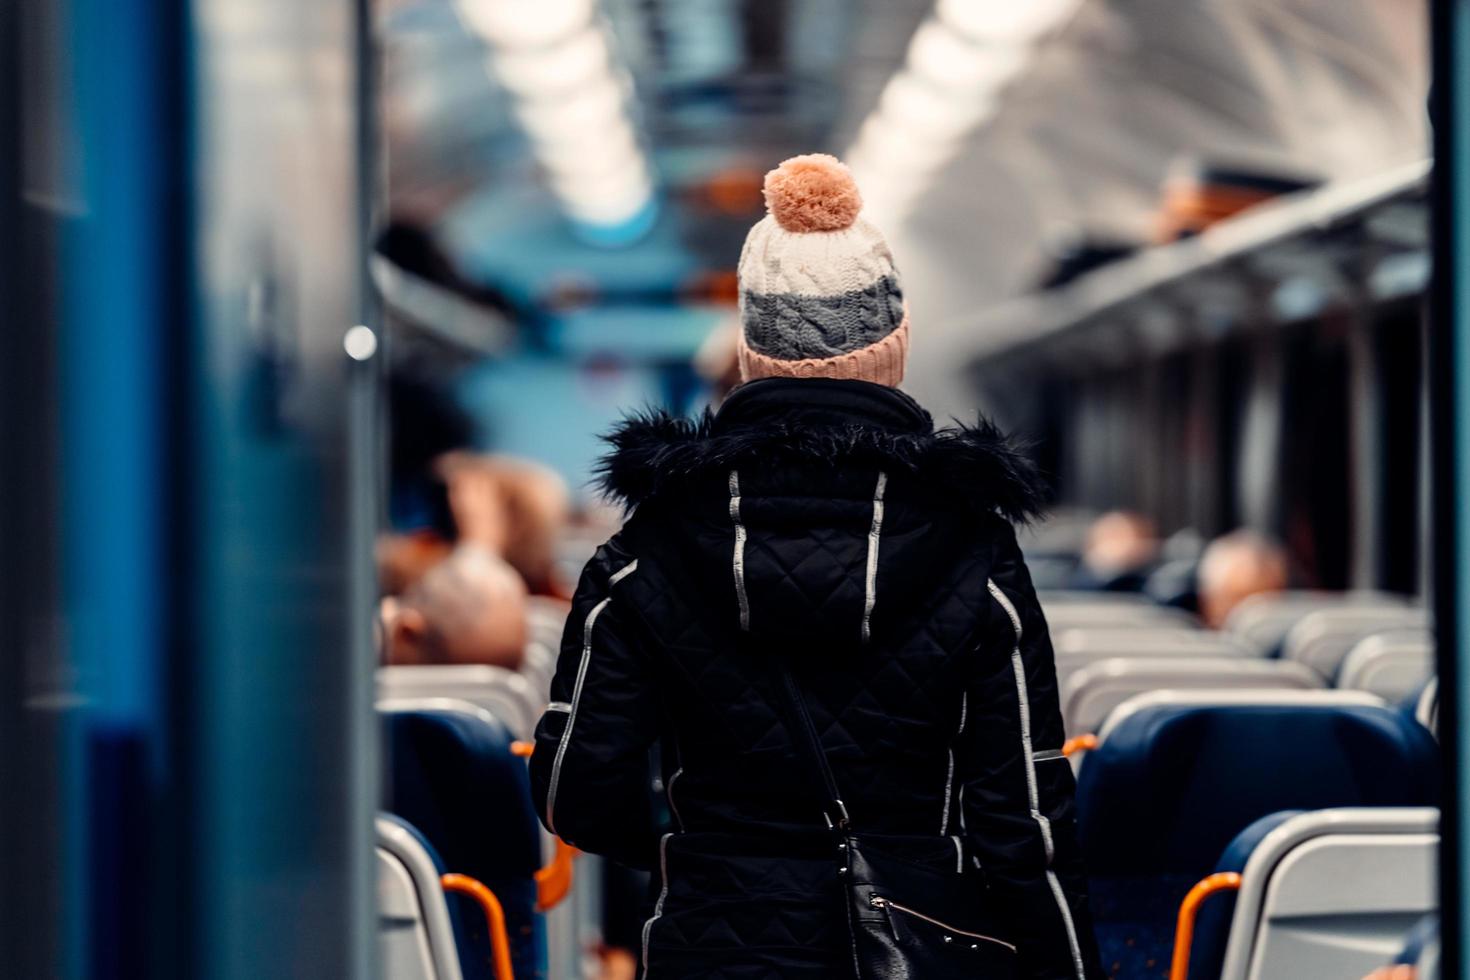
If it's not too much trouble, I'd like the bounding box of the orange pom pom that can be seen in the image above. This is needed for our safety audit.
[762,154,863,233]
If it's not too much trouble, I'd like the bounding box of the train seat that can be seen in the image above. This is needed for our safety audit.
[525,595,570,652]
[380,665,543,740]
[1042,593,1198,631]
[1282,606,1430,680]
[377,814,465,980]
[1224,592,1414,657]
[382,704,545,979]
[1178,808,1438,980]
[518,642,556,702]
[1414,677,1441,739]
[1077,693,1438,978]
[1338,631,1435,702]
[1061,657,1321,739]
[1053,628,1257,690]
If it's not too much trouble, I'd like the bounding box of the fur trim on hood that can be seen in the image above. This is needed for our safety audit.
[594,408,1048,524]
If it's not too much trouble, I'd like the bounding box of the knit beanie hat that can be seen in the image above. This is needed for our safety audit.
[736,154,909,388]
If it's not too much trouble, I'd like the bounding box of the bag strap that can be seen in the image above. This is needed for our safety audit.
[768,654,852,831]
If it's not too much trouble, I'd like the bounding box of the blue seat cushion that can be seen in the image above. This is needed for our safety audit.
[1078,703,1439,878]
[385,710,544,980]
[1183,811,1301,980]
[1089,874,1198,980]
[1395,913,1439,966]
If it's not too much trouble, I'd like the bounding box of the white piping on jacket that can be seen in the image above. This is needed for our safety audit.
[861,471,888,643]
[728,470,750,630]
[940,691,968,834]
[544,559,638,836]
[666,766,685,833]
[987,579,1088,980]
[640,832,674,974]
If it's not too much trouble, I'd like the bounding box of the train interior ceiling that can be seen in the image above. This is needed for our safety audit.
[1,0,1459,979]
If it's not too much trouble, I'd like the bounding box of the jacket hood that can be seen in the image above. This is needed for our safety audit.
[595,378,1048,524]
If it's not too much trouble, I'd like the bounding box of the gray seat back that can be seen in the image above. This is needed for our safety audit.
[526,596,570,652]
[1416,677,1440,739]
[519,641,556,701]
[1225,591,1412,654]
[1283,607,1430,682]
[1062,657,1321,736]
[379,664,543,740]
[377,816,464,980]
[1053,628,1257,690]
[1042,593,1196,631]
[1337,631,1435,703]
[1219,808,1439,980]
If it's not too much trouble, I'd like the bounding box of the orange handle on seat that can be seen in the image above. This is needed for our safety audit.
[1169,872,1242,980]
[535,837,577,911]
[441,873,515,980]
[1362,968,1417,980]
[505,739,576,910]
[1063,734,1098,757]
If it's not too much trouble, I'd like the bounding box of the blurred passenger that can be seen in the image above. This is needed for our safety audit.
[437,452,572,597]
[1142,528,1207,611]
[380,374,475,594]
[380,545,528,670]
[1197,529,1289,629]
[531,155,1102,979]
[1073,510,1160,591]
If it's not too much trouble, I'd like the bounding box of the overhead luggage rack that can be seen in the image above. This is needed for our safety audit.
[961,159,1430,378]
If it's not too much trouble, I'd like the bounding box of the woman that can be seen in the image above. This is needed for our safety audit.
[530,155,1102,979]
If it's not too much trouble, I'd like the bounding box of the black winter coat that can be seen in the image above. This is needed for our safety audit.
[530,379,1103,979]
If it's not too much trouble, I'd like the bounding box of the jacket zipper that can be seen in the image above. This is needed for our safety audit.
[868,895,1017,953]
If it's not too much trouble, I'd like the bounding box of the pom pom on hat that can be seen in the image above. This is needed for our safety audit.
[762,154,863,233]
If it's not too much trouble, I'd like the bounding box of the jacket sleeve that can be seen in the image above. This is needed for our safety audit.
[956,519,1103,980]
[528,536,661,870]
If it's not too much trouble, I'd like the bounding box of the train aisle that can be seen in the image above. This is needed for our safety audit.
[3,0,1465,978]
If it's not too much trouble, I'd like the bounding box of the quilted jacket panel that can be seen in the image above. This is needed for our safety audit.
[530,379,1102,979]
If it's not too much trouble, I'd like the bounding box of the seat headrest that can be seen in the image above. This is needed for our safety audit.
[1077,702,1438,876]
[383,710,540,881]
[383,709,544,980]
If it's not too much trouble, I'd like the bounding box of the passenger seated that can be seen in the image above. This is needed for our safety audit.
[1197,529,1289,629]
[436,451,573,598]
[380,545,529,670]
[1072,510,1161,592]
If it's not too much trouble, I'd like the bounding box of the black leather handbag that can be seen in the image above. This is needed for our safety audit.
[770,659,1021,979]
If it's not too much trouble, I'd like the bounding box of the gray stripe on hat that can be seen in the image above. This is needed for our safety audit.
[741,275,905,361]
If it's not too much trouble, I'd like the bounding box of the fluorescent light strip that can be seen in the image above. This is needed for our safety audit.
[492,26,611,97]
[849,0,1079,225]
[456,0,594,48]
[456,0,654,234]
[935,0,1080,43]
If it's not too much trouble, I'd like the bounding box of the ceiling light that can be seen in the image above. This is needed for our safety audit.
[936,0,1079,42]
[455,0,593,48]
[512,79,627,142]
[492,26,610,97]
[905,20,1026,92]
[876,71,993,144]
[534,122,641,176]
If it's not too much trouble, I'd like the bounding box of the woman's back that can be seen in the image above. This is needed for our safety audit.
[529,154,1100,978]
[602,379,1024,840]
